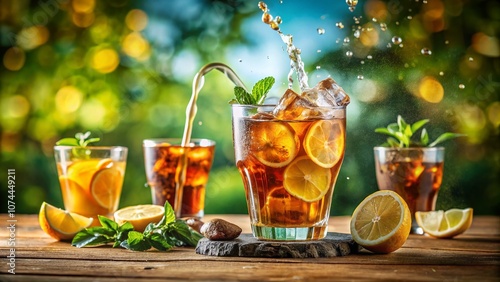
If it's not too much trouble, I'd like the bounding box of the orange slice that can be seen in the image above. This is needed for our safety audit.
[304,119,345,168]
[415,208,473,238]
[283,156,332,202]
[59,176,101,216]
[350,190,411,253]
[249,121,299,168]
[114,205,165,232]
[39,202,93,241]
[90,167,123,210]
[66,159,102,191]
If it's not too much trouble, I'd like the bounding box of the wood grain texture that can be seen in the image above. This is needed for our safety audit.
[0,214,499,281]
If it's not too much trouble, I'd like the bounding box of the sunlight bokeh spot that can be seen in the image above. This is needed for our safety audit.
[122,32,150,60]
[359,23,379,47]
[364,0,388,22]
[72,12,95,28]
[78,99,106,129]
[17,26,49,50]
[3,95,30,118]
[353,79,384,103]
[456,104,487,144]
[72,0,95,13]
[91,48,119,73]
[3,47,25,71]
[418,76,444,103]
[472,33,500,57]
[486,102,500,127]
[125,9,148,31]
[55,86,84,114]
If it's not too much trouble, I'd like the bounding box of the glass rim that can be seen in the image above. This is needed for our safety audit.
[143,138,215,147]
[373,146,445,151]
[230,103,347,110]
[54,145,128,151]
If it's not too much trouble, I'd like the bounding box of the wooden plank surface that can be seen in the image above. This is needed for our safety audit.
[1,214,499,281]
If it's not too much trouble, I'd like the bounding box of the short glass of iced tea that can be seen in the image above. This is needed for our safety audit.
[143,138,215,219]
[374,147,445,234]
[54,146,128,224]
[231,100,346,241]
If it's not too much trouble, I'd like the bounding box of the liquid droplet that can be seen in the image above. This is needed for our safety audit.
[346,0,358,12]
[317,28,325,35]
[421,48,432,55]
[407,15,413,20]
[317,49,322,53]
[380,23,387,31]
[316,65,321,70]
[367,55,373,59]
[439,71,444,76]
[336,22,345,29]
[239,59,243,62]
[343,37,350,44]
[468,57,474,61]
[399,43,404,48]
[392,36,402,45]
[387,43,392,48]
[346,51,353,57]
[357,75,364,80]
[459,84,465,89]
[445,40,450,44]
[353,16,361,24]
[354,30,360,38]
[198,121,203,125]
[372,18,378,22]
[360,60,365,64]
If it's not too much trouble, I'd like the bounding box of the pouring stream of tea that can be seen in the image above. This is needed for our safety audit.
[174,62,247,217]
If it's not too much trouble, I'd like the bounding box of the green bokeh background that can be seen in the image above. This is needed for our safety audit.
[1,0,499,216]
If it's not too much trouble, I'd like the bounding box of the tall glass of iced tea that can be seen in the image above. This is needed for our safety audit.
[374,147,445,234]
[143,138,215,219]
[232,98,346,240]
[54,146,128,224]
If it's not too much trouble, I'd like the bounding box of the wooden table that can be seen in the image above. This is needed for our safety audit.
[1,214,498,281]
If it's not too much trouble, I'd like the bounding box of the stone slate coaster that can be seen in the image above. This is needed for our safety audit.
[195,232,359,258]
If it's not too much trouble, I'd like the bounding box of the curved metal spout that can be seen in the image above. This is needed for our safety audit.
[182,62,247,146]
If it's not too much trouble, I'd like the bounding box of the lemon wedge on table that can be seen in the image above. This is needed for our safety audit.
[350,190,412,253]
[415,208,473,238]
[114,204,164,232]
[39,202,93,241]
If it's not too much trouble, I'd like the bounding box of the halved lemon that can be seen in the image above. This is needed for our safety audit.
[350,190,411,253]
[283,156,332,202]
[304,119,345,168]
[415,208,473,238]
[90,167,123,209]
[250,121,299,168]
[39,202,93,241]
[114,205,165,232]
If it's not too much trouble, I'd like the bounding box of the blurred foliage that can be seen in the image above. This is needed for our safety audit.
[1,0,499,216]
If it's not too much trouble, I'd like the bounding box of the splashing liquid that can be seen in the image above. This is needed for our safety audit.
[259,1,309,91]
[174,63,247,217]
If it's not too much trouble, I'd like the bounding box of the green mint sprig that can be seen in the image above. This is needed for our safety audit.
[56,131,100,147]
[375,115,465,148]
[71,201,203,251]
[230,76,275,105]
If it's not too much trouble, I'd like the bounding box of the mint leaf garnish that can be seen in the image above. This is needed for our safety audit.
[56,131,100,147]
[71,201,203,251]
[375,115,465,148]
[231,76,275,105]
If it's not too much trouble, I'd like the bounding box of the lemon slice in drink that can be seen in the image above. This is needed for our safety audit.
[304,119,345,168]
[39,202,93,241]
[90,167,123,209]
[415,208,473,238]
[114,205,165,232]
[283,156,332,202]
[350,190,411,253]
[250,121,299,168]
